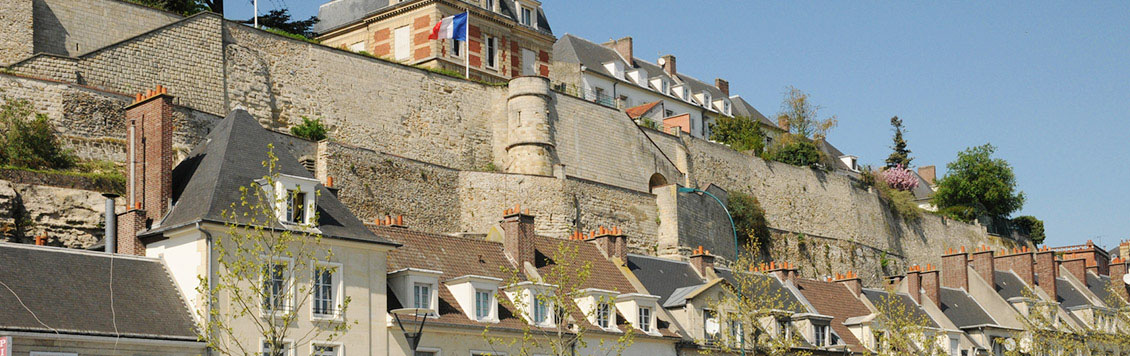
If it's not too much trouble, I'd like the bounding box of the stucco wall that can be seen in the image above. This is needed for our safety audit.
[32,0,182,57]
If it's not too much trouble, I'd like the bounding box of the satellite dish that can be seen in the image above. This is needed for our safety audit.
[1003,338,1017,352]
[1123,273,1130,285]
[657,57,666,66]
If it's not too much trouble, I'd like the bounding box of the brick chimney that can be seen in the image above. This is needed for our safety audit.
[689,245,715,277]
[1108,258,1128,301]
[116,85,174,256]
[1059,257,1086,284]
[715,78,730,96]
[995,247,1035,286]
[602,37,633,66]
[918,166,936,186]
[756,260,798,284]
[906,266,922,305]
[834,270,862,297]
[582,226,628,265]
[941,247,969,290]
[500,205,536,267]
[660,54,676,77]
[921,265,941,308]
[970,245,996,288]
[1034,247,1057,299]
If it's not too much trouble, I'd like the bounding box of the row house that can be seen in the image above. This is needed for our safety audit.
[551,34,783,141]
[316,0,556,81]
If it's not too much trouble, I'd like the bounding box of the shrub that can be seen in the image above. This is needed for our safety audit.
[290,116,328,141]
[727,191,771,250]
[932,144,1025,220]
[709,115,765,154]
[883,164,919,191]
[1012,216,1046,245]
[639,117,662,130]
[876,178,922,222]
[766,135,823,167]
[859,166,878,189]
[0,98,75,170]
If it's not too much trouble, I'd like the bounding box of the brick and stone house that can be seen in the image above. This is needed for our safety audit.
[0,243,205,355]
[315,0,555,81]
[110,87,400,355]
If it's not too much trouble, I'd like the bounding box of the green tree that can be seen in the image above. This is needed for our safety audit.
[867,289,946,355]
[196,145,352,356]
[1011,216,1045,245]
[242,9,319,38]
[766,135,823,167]
[727,191,771,251]
[885,116,912,169]
[774,86,837,140]
[0,97,75,170]
[932,144,1025,222]
[129,0,221,15]
[710,115,765,154]
[290,116,328,141]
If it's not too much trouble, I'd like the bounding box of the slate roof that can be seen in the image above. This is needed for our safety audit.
[142,110,394,246]
[626,253,704,306]
[715,268,808,314]
[731,95,775,128]
[0,243,198,340]
[861,289,940,328]
[939,287,996,328]
[993,271,1027,300]
[1085,272,1112,303]
[315,0,552,35]
[793,279,871,352]
[378,227,680,338]
[1055,278,1091,309]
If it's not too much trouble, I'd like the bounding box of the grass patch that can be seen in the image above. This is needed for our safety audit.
[264,27,321,44]
[0,160,125,194]
[875,180,922,222]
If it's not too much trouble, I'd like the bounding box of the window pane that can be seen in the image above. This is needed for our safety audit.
[414,284,430,309]
[312,345,337,356]
[263,264,286,311]
[639,307,651,332]
[313,268,334,316]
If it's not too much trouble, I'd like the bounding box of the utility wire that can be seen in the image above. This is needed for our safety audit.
[0,279,58,334]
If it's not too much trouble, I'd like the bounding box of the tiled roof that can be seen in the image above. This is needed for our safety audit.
[0,244,198,340]
[939,287,996,328]
[625,254,704,306]
[377,226,679,338]
[714,268,808,314]
[861,289,939,328]
[625,101,661,119]
[793,279,871,352]
[1085,272,1112,303]
[994,270,1027,300]
[1055,278,1091,308]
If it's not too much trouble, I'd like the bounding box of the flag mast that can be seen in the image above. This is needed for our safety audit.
[464,11,470,79]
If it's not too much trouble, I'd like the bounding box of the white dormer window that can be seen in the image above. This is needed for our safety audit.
[575,289,619,332]
[266,174,319,226]
[388,268,443,316]
[615,293,661,336]
[814,324,829,346]
[627,68,647,86]
[506,281,557,327]
[703,92,712,107]
[446,275,503,323]
[603,61,625,79]
[723,100,732,115]
[682,87,691,101]
[520,6,534,27]
[484,0,494,11]
[661,80,669,95]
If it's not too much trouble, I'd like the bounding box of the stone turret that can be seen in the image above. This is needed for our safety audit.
[506,76,557,176]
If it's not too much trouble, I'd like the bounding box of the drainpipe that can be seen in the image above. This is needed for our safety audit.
[196,222,215,356]
[612,81,620,109]
[102,193,118,254]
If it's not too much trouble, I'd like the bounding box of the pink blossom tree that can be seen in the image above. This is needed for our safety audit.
[883,164,919,191]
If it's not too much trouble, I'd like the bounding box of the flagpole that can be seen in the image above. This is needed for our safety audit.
[464,11,470,79]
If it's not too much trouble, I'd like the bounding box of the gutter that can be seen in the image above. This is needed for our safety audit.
[196,222,215,356]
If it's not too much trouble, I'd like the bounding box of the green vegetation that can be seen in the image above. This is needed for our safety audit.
[764,134,823,168]
[710,115,765,153]
[875,177,922,222]
[263,27,320,44]
[1012,215,1046,245]
[248,9,318,38]
[639,117,662,130]
[126,0,220,16]
[885,116,913,169]
[0,98,75,170]
[289,116,328,141]
[774,86,837,140]
[932,144,1025,222]
[727,191,771,250]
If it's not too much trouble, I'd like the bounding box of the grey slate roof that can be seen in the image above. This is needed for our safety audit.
[315,0,552,35]
[0,243,198,340]
[1055,278,1091,308]
[663,284,704,308]
[715,268,808,313]
[731,95,775,128]
[862,289,939,328]
[994,270,1027,300]
[1085,272,1112,303]
[143,110,394,246]
[939,287,996,328]
[626,253,704,307]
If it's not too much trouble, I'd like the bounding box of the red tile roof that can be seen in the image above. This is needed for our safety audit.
[625,101,661,119]
[794,279,872,353]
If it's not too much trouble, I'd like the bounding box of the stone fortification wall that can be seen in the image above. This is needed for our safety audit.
[0,179,126,248]
[32,0,182,57]
[224,23,503,172]
[0,0,34,66]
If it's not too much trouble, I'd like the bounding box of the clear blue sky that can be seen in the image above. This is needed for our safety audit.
[227,1,1130,249]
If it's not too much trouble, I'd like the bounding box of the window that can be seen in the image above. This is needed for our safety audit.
[312,344,338,356]
[661,80,669,95]
[638,306,652,332]
[313,265,337,317]
[394,26,411,61]
[451,39,462,58]
[520,6,533,27]
[413,283,432,309]
[814,324,828,347]
[596,302,611,329]
[703,92,712,107]
[532,294,548,324]
[777,319,791,338]
[262,263,288,312]
[723,100,731,115]
[261,340,292,356]
[704,309,719,341]
[728,316,742,344]
[949,337,960,356]
[521,48,536,76]
[348,41,365,52]
[475,289,492,321]
[483,0,494,11]
[285,190,307,224]
[485,36,498,69]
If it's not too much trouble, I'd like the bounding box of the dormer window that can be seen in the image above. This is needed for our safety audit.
[814,324,829,346]
[475,289,492,320]
[596,302,612,328]
[413,283,431,309]
[506,281,557,327]
[703,92,712,107]
[723,100,732,115]
[575,288,619,331]
[638,306,653,332]
[533,295,549,324]
[616,293,661,336]
[286,190,307,223]
[446,275,502,323]
[603,61,625,79]
[266,174,319,227]
[661,80,669,95]
[388,268,443,316]
[520,6,534,27]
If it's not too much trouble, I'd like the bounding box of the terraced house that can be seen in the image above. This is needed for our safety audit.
[316,0,556,81]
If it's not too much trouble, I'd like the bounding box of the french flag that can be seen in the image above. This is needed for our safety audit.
[428,12,468,41]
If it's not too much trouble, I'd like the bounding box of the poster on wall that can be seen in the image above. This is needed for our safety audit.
[0,336,10,356]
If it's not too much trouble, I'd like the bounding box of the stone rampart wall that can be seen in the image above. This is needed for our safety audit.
[32,0,181,57]
[0,0,34,66]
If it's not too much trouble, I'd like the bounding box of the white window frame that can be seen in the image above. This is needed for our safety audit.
[519,6,534,27]
[704,308,719,341]
[814,324,829,347]
[311,261,344,320]
[638,306,653,333]
[485,36,499,70]
[483,0,494,11]
[414,347,441,356]
[259,338,295,356]
[532,293,550,325]
[451,39,463,59]
[475,289,493,321]
[311,341,343,356]
[414,282,434,310]
[260,257,294,317]
[729,313,743,344]
[596,302,612,329]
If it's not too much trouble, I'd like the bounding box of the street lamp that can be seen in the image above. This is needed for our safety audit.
[391,308,434,353]
[676,186,745,355]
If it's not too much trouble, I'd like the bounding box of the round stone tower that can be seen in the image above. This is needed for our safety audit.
[506,76,557,176]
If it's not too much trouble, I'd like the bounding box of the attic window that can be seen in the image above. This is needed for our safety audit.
[285,190,308,223]
[267,174,319,227]
[520,6,534,27]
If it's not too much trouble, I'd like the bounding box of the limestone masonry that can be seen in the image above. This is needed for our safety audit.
[0,0,1028,284]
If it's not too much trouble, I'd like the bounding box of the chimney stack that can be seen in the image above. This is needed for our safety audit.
[1059,257,1086,284]
[921,264,941,308]
[755,260,798,283]
[500,205,536,267]
[1034,247,1057,299]
[994,247,1035,286]
[941,247,969,290]
[1108,258,1128,302]
[689,246,715,277]
[834,271,863,297]
[103,193,118,254]
[918,166,936,186]
[660,54,676,77]
[584,226,628,265]
[603,37,633,66]
[715,78,730,96]
[117,85,174,256]
[906,266,922,305]
[969,245,995,288]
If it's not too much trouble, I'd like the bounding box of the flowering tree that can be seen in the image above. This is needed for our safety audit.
[883,165,919,191]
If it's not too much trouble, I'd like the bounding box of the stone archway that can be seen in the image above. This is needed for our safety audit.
[648,173,669,193]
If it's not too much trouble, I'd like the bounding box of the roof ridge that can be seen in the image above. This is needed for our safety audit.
[0,242,161,262]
